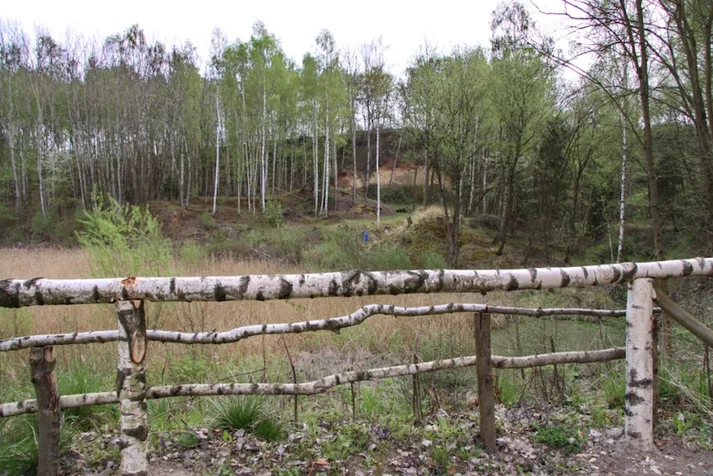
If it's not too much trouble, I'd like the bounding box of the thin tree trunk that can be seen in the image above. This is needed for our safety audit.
[617,107,628,263]
[212,91,220,216]
[352,110,357,205]
[376,123,381,230]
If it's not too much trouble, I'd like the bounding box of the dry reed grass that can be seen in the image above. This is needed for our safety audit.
[0,248,494,394]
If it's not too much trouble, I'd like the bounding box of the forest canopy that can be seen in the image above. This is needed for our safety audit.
[1,0,712,264]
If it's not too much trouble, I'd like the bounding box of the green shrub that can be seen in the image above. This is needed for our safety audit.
[77,194,172,277]
[265,199,284,228]
[367,245,413,271]
[199,212,217,231]
[420,250,448,269]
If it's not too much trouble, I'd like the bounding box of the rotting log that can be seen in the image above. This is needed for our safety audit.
[1,303,656,352]
[1,258,711,307]
[474,312,496,453]
[29,346,60,476]
[1,347,625,417]
[625,279,655,451]
[116,300,148,476]
[653,284,713,348]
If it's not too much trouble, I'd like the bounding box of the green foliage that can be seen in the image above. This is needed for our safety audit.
[57,365,116,429]
[210,396,283,441]
[264,199,284,228]
[77,194,173,277]
[199,212,217,231]
[601,372,626,409]
[304,227,413,271]
[178,242,209,270]
[368,244,413,271]
[420,250,448,269]
[165,353,215,385]
[533,423,583,454]
[320,422,370,460]
[0,417,38,476]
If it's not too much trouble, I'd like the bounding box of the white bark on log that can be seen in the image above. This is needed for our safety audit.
[1,259,710,307]
[116,300,148,476]
[625,278,655,451]
[0,304,641,352]
[0,347,624,417]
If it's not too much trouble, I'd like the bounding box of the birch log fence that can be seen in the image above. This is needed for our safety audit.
[1,257,712,476]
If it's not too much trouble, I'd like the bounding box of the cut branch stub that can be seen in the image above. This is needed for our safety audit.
[117,300,147,365]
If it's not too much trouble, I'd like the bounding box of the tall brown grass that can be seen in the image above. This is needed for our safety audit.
[0,248,498,397]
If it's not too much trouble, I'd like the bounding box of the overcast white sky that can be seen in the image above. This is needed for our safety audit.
[3,0,574,75]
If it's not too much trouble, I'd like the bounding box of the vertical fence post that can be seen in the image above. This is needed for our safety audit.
[474,311,496,453]
[29,346,60,476]
[117,300,149,476]
[625,278,655,451]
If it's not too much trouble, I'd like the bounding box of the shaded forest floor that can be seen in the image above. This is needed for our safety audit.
[66,404,713,475]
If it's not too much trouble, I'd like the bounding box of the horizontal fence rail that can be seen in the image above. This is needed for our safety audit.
[2,258,711,474]
[0,303,658,352]
[0,347,625,418]
[1,258,711,307]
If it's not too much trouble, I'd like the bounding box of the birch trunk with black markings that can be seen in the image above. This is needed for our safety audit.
[1,303,650,352]
[625,278,654,451]
[116,300,148,476]
[1,259,710,307]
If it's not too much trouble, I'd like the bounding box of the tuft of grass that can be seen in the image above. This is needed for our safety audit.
[210,396,283,441]
[0,417,38,476]
[601,371,626,409]
[57,365,115,430]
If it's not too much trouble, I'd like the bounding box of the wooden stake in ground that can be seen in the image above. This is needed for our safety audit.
[29,346,60,476]
[474,312,496,453]
[625,278,655,451]
[117,300,148,476]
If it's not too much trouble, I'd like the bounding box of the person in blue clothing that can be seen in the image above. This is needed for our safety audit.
[362,230,369,244]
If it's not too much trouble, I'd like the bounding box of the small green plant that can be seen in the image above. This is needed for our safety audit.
[533,423,584,454]
[199,212,217,231]
[210,396,283,441]
[265,199,284,228]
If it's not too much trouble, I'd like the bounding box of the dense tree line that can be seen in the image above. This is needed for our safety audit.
[1,0,712,264]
